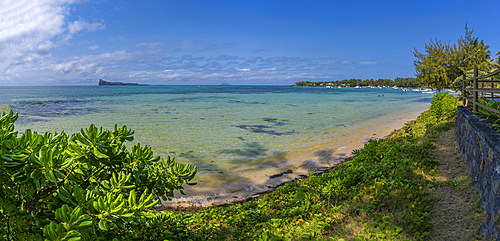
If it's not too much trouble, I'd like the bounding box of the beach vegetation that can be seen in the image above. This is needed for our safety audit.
[430,92,459,121]
[0,111,197,240]
[413,24,494,90]
[450,69,488,92]
[472,97,500,132]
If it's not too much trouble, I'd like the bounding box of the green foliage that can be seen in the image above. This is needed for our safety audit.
[453,26,493,73]
[413,38,452,90]
[473,97,500,132]
[413,24,494,90]
[0,110,197,240]
[492,53,500,72]
[450,69,488,92]
[430,92,459,121]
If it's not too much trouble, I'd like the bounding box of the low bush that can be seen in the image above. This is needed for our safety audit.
[430,92,459,122]
[0,111,197,240]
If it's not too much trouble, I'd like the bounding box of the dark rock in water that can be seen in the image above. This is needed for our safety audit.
[233,124,296,136]
[98,79,147,86]
[263,118,278,122]
[270,169,293,179]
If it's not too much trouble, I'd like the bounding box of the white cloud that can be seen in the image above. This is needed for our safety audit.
[68,19,104,34]
[236,68,250,71]
[63,19,105,42]
[359,61,377,65]
[179,39,197,50]
[109,36,124,42]
[52,60,103,75]
[135,41,161,48]
[0,0,105,77]
[0,0,68,70]
[88,45,99,50]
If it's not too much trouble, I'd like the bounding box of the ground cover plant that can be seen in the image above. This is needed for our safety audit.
[1,92,479,240]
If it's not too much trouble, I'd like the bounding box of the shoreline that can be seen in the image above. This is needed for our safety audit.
[159,103,431,211]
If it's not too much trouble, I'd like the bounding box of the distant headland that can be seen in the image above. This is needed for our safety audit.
[98,79,147,86]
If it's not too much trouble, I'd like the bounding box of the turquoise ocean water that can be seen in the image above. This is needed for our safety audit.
[0,85,433,205]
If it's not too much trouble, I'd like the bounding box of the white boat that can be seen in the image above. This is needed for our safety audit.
[326,86,332,88]
[412,88,421,91]
[421,89,436,94]
[402,88,408,92]
[338,86,341,89]
[393,86,398,89]
[354,86,361,88]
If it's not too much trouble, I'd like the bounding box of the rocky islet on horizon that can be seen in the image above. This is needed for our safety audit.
[98,79,146,86]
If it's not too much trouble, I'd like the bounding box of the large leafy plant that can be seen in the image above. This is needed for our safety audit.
[0,111,197,240]
[473,97,500,132]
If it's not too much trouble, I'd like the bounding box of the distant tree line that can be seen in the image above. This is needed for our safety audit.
[294,77,424,87]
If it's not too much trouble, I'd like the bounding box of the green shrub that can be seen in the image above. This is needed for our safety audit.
[0,111,197,240]
[450,69,488,92]
[430,92,459,121]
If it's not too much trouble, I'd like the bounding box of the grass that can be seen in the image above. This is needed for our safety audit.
[425,122,486,240]
[116,93,486,240]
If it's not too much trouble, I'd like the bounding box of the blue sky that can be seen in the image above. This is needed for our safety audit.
[1,0,499,86]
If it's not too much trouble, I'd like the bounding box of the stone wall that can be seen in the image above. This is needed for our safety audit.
[456,106,500,240]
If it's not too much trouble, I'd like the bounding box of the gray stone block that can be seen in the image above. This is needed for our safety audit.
[456,106,500,240]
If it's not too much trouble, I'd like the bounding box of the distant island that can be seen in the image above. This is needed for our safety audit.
[98,79,147,86]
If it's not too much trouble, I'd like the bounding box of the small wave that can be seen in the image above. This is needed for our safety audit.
[162,193,228,206]
[308,158,319,165]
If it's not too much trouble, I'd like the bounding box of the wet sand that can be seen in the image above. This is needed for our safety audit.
[160,103,431,209]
